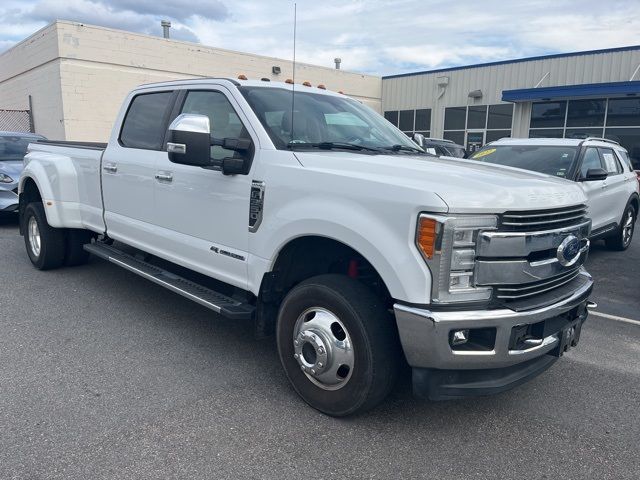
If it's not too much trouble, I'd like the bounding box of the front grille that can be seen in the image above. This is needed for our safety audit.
[495,268,581,300]
[500,204,588,231]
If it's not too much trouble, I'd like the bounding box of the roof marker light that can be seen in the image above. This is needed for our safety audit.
[302,81,312,87]
[237,74,248,80]
[317,84,326,90]
[285,78,294,84]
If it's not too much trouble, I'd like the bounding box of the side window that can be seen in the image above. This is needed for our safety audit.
[579,148,603,178]
[120,91,174,149]
[181,90,250,162]
[615,149,633,172]
[598,148,622,175]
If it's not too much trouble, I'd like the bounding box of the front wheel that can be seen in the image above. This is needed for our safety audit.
[276,274,399,416]
[605,204,636,251]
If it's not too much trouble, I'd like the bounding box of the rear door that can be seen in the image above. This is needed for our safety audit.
[152,87,257,289]
[102,90,176,249]
[577,147,608,231]
[598,147,631,227]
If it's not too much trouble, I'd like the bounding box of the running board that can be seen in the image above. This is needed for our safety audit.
[84,242,255,320]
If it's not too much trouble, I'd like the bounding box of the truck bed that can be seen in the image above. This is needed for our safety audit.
[36,139,107,150]
[24,140,107,233]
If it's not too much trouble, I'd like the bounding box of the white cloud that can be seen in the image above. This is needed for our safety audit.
[1,0,639,75]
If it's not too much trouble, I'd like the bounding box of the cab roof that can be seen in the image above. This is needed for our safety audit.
[488,137,624,149]
[136,77,345,97]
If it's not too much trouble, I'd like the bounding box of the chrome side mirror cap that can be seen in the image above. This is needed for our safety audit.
[167,114,211,166]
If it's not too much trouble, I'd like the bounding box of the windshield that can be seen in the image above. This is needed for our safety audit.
[239,86,421,152]
[469,145,579,178]
[0,135,40,161]
[443,145,466,158]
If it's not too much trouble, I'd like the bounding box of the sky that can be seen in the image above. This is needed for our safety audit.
[1,0,640,76]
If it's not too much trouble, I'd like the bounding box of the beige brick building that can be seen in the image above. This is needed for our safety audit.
[0,21,382,141]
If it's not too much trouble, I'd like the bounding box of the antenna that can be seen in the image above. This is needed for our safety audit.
[290,3,297,144]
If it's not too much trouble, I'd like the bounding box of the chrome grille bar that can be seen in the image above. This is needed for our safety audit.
[500,205,588,232]
[495,269,581,300]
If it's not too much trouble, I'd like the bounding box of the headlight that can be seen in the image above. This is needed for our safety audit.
[0,173,14,183]
[416,214,497,304]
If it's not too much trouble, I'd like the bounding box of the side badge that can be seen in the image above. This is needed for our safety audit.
[249,180,266,233]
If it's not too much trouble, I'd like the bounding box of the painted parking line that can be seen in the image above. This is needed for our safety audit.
[589,310,640,326]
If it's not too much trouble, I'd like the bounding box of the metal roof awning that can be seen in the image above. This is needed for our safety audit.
[502,81,640,102]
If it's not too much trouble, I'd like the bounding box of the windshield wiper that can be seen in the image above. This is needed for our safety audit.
[287,141,382,152]
[383,144,424,153]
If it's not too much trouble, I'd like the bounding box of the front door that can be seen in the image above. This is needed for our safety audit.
[466,131,485,154]
[153,88,257,290]
[577,147,608,232]
[598,147,631,227]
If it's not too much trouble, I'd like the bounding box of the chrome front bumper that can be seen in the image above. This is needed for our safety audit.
[394,269,593,370]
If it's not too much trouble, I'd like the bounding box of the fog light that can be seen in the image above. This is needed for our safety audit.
[451,329,469,346]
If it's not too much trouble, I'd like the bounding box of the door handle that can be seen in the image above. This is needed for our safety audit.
[103,163,117,173]
[155,172,173,182]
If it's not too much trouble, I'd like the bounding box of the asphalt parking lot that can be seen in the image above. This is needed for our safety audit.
[1,215,639,480]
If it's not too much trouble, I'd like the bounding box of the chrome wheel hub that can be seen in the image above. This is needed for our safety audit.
[293,307,354,390]
[622,211,634,246]
[28,216,41,258]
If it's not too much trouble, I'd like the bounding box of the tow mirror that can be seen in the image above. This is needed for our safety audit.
[167,114,211,167]
[412,133,425,148]
[583,168,608,181]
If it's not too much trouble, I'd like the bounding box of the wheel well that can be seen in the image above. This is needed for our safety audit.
[629,195,639,214]
[255,236,393,336]
[18,177,42,235]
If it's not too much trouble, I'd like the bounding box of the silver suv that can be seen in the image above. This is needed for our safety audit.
[470,137,639,250]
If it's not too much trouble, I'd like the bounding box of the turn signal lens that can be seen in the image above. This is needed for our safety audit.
[417,217,438,259]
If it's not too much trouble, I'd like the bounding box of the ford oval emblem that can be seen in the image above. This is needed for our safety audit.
[557,235,581,267]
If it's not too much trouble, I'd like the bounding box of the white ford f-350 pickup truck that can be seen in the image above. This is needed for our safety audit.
[19,78,594,416]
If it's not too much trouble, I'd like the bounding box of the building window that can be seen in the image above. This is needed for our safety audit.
[530,101,567,128]
[467,105,487,129]
[488,104,513,129]
[443,104,512,150]
[485,130,511,143]
[443,131,465,145]
[384,109,431,137]
[567,99,605,127]
[399,110,415,132]
[605,127,640,169]
[415,109,431,131]
[527,98,640,166]
[606,98,640,126]
[384,110,399,127]
[444,107,466,130]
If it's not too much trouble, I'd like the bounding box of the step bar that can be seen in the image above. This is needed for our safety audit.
[84,242,255,320]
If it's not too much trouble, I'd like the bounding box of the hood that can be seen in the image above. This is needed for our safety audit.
[0,160,24,179]
[293,152,587,213]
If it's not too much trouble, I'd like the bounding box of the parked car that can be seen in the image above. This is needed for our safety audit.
[470,137,639,250]
[0,131,45,215]
[412,133,467,157]
[19,78,594,416]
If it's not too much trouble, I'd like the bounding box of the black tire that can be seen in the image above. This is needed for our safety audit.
[22,202,66,270]
[276,274,399,417]
[64,229,93,266]
[605,203,636,251]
